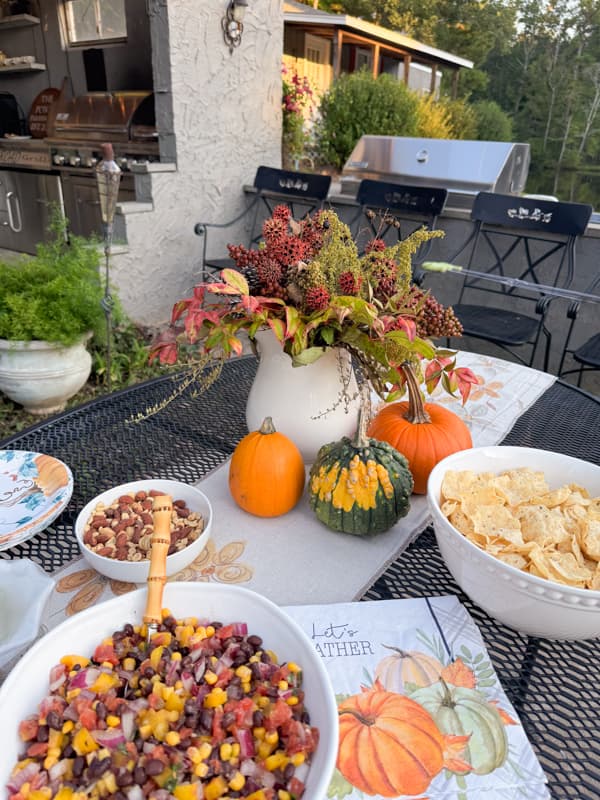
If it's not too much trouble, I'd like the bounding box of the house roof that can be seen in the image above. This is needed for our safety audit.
[283,0,473,71]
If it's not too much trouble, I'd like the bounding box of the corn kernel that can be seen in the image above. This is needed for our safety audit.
[287,662,301,673]
[194,762,209,778]
[231,742,240,758]
[286,696,299,706]
[62,720,74,733]
[291,752,305,767]
[278,791,292,800]
[106,715,120,727]
[220,742,233,761]
[235,665,252,682]
[257,741,274,760]
[264,752,287,772]
[165,730,181,746]
[253,726,266,740]
[197,741,213,760]
[43,755,58,770]
[103,773,117,795]
[171,651,182,661]
[161,608,172,619]
[228,772,245,792]
[138,723,152,739]
[204,687,228,708]
[122,657,136,671]
[257,696,270,708]
[241,681,251,695]
[265,730,279,745]
[205,625,215,637]
[278,680,288,691]
[204,670,218,685]
[187,746,201,764]
[204,775,227,800]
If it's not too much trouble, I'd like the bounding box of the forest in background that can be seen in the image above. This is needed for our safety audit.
[300,0,600,206]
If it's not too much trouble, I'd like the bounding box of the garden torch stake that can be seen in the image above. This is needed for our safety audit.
[95,143,121,391]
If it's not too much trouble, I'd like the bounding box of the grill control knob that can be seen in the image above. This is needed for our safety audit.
[117,157,130,170]
[53,154,66,165]
[83,156,98,168]
[69,155,82,167]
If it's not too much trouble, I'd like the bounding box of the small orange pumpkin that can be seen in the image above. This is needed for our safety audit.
[337,688,446,797]
[229,416,305,517]
[368,364,472,494]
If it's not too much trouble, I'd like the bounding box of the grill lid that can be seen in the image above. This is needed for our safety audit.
[341,136,531,208]
[53,91,155,142]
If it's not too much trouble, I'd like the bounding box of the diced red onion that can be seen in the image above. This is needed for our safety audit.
[48,665,67,692]
[232,622,248,636]
[69,667,100,689]
[165,658,181,686]
[181,671,194,693]
[194,659,206,682]
[91,728,125,748]
[240,758,261,778]
[120,710,136,741]
[48,759,70,782]
[126,786,145,800]
[7,762,40,792]
[236,728,255,759]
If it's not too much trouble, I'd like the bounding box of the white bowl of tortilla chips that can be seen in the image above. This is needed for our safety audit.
[427,446,600,640]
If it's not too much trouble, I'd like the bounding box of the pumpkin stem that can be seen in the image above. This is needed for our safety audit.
[258,417,277,435]
[439,676,456,708]
[402,363,432,425]
[382,644,409,657]
[339,708,374,726]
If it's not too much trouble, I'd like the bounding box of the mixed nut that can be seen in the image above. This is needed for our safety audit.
[82,489,204,562]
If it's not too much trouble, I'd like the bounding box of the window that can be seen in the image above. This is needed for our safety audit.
[63,0,127,45]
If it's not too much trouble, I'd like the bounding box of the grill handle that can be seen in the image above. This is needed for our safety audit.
[6,191,22,233]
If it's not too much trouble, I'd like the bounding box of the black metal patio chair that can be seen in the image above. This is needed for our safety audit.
[431,192,592,372]
[350,179,447,272]
[193,165,331,283]
[557,272,600,387]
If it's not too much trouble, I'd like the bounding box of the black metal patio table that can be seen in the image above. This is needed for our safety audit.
[1,356,599,799]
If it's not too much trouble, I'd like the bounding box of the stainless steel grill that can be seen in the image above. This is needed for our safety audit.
[340,136,531,209]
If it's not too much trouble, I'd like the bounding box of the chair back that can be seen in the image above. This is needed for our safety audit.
[456,192,592,302]
[353,179,447,266]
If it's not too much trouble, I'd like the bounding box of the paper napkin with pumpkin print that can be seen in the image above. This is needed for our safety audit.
[285,595,549,800]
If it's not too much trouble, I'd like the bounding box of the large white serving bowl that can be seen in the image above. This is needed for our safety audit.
[75,479,213,582]
[427,446,600,640]
[0,583,338,797]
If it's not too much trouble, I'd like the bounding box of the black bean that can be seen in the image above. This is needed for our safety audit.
[250,663,262,680]
[247,634,262,649]
[253,710,264,727]
[301,710,311,724]
[95,702,107,721]
[227,684,242,700]
[144,758,164,777]
[63,744,75,758]
[116,771,133,787]
[113,793,128,800]
[36,725,49,743]
[184,699,197,715]
[46,711,62,730]
[73,756,85,777]
[124,623,134,636]
[133,766,146,785]
[200,709,213,731]
[222,711,236,728]
[283,763,295,781]
[88,757,110,778]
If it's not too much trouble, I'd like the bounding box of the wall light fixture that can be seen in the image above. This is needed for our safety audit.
[222,0,248,54]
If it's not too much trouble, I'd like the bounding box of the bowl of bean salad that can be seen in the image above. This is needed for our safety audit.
[0,582,339,800]
[75,480,213,583]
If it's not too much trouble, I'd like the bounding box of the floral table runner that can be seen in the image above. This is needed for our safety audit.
[285,596,550,799]
[42,351,555,625]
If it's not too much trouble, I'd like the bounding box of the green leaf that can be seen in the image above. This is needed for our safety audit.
[327,768,354,799]
[460,645,473,659]
[221,268,249,295]
[292,346,326,366]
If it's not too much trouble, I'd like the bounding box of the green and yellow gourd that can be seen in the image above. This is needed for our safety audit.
[308,401,413,535]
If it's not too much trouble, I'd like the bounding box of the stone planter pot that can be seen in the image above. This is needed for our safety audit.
[0,335,92,415]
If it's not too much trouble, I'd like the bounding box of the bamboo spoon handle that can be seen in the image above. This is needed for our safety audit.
[144,494,172,639]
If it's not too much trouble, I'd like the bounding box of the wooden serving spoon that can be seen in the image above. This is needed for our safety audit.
[144,494,172,643]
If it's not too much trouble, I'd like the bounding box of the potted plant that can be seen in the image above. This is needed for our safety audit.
[0,213,107,415]
[150,206,477,461]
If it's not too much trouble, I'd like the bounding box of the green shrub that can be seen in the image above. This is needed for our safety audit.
[0,212,112,346]
[414,94,454,139]
[472,100,513,142]
[315,71,419,168]
[440,97,478,140]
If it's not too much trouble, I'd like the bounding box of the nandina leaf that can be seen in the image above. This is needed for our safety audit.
[285,306,302,339]
[240,294,261,313]
[149,340,178,365]
[425,361,443,394]
[489,700,519,726]
[291,346,326,366]
[268,317,286,342]
[226,335,243,356]
[391,316,417,341]
[454,366,480,405]
[171,299,191,324]
[221,268,249,295]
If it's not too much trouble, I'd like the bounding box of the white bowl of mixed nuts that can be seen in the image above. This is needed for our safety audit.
[75,479,212,582]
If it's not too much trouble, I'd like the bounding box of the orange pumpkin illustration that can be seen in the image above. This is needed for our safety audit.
[337,688,454,797]
[34,454,69,496]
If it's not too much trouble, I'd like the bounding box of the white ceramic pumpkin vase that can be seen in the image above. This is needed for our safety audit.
[245,328,361,463]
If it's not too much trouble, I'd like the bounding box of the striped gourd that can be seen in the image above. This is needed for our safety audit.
[309,402,413,535]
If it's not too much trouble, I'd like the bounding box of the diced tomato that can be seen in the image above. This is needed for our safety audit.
[283,719,319,756]
[39,695,66,722]
[78,707,98,730]
[227,696,254,728]
[148,692,164,710]
[212,706,225,742]
[265,698,292,731]
[288,776,305,798]
[26,742,48,758]
[103,693,126,712]
[215,624,234,640]
[215,667,234,688]
[18,717,39,742]
[93,643,119,666]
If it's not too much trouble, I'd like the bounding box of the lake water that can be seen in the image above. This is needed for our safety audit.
[525,169,600,210]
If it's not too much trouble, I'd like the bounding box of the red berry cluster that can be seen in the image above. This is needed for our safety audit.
[338,271,363,295]
[305,285,330,311]
[398,285,463,338]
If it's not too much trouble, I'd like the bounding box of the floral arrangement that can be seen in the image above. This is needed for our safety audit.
[151,206,477,406]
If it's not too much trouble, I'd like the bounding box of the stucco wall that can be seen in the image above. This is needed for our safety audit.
[112,0,283,327]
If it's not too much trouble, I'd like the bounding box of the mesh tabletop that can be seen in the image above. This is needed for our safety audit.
[1,365,599,798]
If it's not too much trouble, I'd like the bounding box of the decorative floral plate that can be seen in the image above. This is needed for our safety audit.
[0,451,73,551]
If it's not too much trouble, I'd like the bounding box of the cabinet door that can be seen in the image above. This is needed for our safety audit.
[61,173,135,238]
[0,171,62,254]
